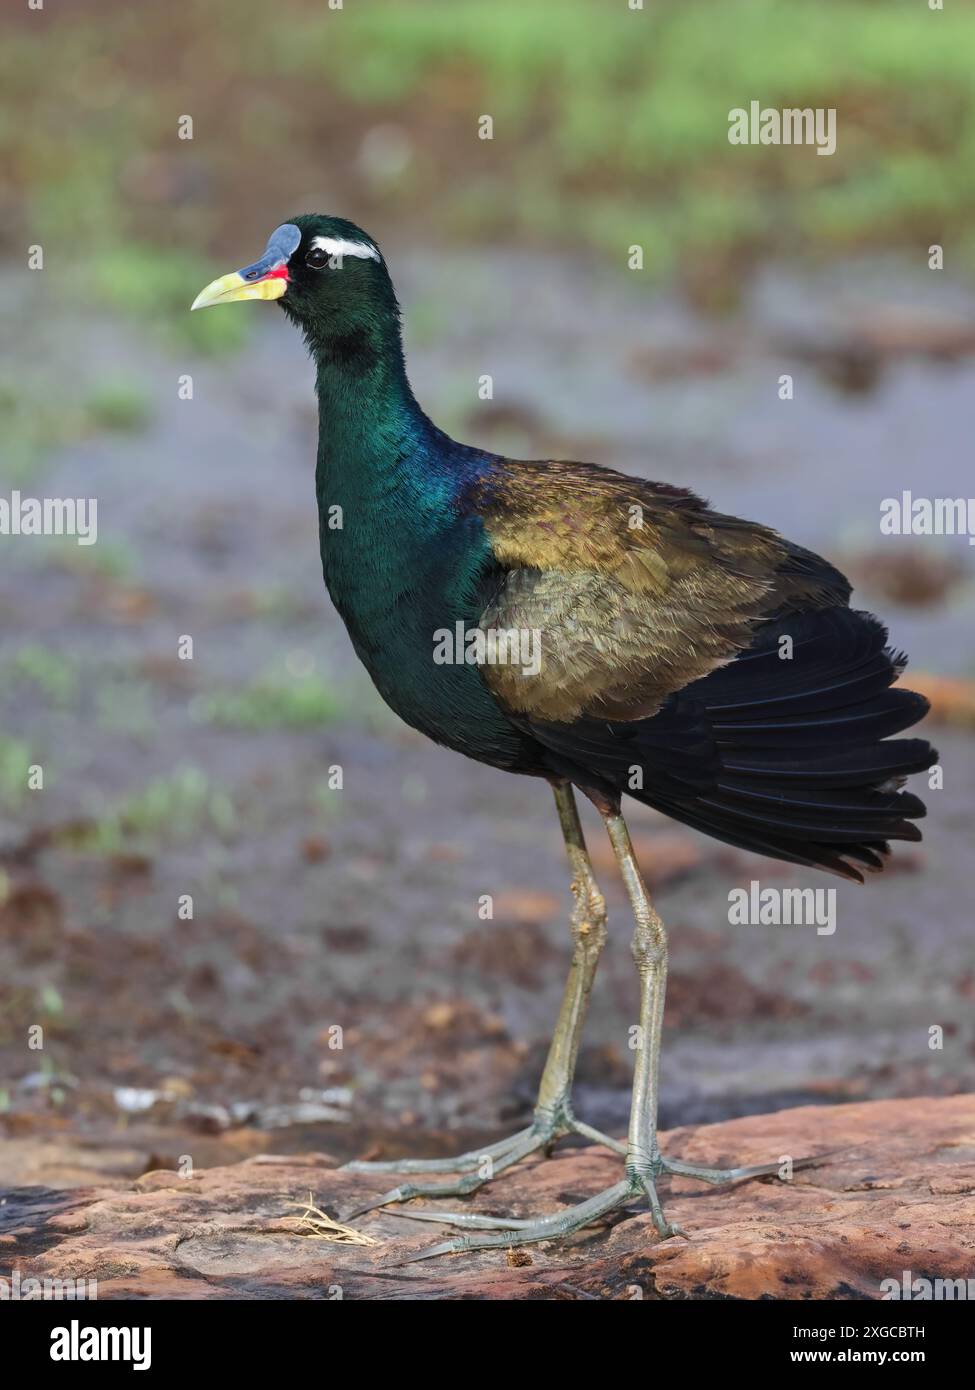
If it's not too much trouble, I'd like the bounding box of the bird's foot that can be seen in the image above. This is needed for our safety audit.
[339,1102,624,1221]
[386,1166,684,1264]
[383,1147,829,1262]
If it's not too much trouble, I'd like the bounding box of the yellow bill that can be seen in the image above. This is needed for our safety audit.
[190,223,301,311]
[191,269,287,311]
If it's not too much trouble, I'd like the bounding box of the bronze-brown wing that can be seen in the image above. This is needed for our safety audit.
[475,459,848,724]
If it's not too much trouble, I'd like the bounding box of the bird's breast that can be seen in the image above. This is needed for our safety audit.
[320,518,539,773]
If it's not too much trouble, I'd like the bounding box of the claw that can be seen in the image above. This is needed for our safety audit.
[341,1185,411,1221]
[792,1149,845,1171]
[389,1238,467,1265]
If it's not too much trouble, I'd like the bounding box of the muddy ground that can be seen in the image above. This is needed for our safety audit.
[1,250,972,1189]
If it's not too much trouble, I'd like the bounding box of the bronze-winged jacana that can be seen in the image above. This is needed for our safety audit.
[192,217,935,1260]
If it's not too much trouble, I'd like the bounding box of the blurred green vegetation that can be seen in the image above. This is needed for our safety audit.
[0,377,88,486]
[94,678,156,739]
[86,247,252,356]
[4,646,77,707]
[193,669,342,730]
[0,736,39,811]
[25,536,139,581]
[2,0,972,305]
[78,765,237,852]
[0,370,150,488]
[83,376,153,434]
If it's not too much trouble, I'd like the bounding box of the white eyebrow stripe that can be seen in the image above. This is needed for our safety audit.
[310,236,381,263]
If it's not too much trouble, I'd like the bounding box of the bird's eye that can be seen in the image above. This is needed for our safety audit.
[305,247,330,270]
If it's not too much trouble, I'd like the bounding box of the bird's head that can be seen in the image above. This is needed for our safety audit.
[191,214,395,345]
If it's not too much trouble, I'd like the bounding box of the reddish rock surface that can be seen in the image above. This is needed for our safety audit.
[3,1096,973,1300]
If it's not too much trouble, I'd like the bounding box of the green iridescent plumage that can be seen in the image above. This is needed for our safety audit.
[269,215,933,881]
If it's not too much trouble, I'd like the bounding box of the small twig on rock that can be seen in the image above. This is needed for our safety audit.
[283,1193,381,1247]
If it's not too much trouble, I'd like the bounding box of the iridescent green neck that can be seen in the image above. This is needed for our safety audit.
[316,341,423,486]
[307,318,475,539]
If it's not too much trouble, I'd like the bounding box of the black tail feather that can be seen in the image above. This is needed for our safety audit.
[534,608,936,883]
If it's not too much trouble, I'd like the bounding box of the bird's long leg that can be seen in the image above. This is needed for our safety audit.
[532,781,610,1134]
[608,810,825,1194]
[340,784,620,1219]
[392,806,679,1260]
[603,809,681,1233]
[395,809,820,1262]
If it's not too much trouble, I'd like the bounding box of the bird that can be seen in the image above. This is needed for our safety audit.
[192,215,936,1260]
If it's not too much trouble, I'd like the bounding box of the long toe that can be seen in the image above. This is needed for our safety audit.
[341,1127,535,1176]
[340,1173,487,1221]
[343,1157,481,1175]
[663,1149,835,1186]
[385,1207,536,1230]
[390,1178,636,1262]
